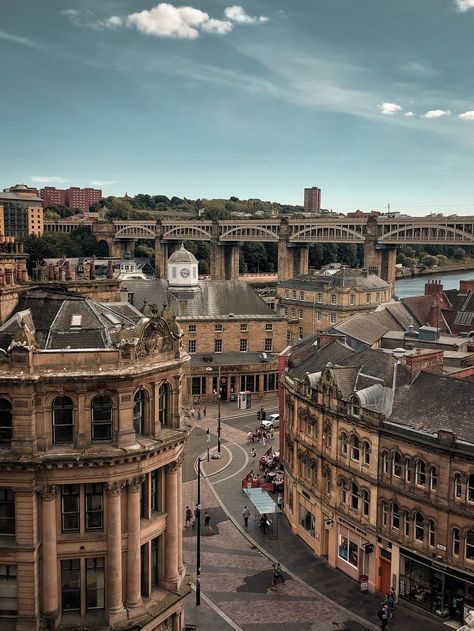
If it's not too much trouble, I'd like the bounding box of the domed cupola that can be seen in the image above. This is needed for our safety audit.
[167,243,199,287]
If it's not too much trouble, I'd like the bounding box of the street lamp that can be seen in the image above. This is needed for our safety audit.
[196,455,202,606]
[206,365,221,456]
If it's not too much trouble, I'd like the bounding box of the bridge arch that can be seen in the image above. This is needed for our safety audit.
[378,223,474,244]
[289,224,366,243]
[114,225,157,239]
[219,224,279,241]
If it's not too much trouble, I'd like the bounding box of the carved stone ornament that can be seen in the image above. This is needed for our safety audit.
[136,320,167,357]
[39,485,58,501]
[165,454,184,472]
[127,476,145,492]
[105,481,125,496]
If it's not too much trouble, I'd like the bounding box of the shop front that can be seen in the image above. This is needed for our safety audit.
[336,517,376,590]
[399,548,474,623]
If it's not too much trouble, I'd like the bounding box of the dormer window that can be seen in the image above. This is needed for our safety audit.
[70,315,82,328]
[351,398,360,417]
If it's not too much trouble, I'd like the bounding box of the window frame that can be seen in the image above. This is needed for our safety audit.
[91,395,113,442]
[52,395,74,445]
[0,399,12,448]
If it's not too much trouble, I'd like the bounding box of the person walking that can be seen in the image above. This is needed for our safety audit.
[242,506,250,527]
[185,505,193,528]
[190,407,195,419]
[192,504,199,528]
[251,447,257,466]
[197,409,202,421]
[260,513,268,534]
[271,564,279,590]
[204,511,212,532]
[276,563,285,584]
[203,406,207,417]
[277,494,283,511]
[377,604,389,630]
[262,431,266,447]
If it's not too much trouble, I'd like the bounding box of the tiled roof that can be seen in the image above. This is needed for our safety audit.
[278,269,391,290]
[289,339,355,378]
[332,312,390,346]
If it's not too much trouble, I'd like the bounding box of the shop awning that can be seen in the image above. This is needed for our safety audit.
[243,487,277,514]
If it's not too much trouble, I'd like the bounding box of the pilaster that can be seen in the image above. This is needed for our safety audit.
[40,485,60,628]
[126,476,145,612]
[105,481,127,625]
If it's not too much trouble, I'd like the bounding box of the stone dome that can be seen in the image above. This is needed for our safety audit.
[168,244,198,264]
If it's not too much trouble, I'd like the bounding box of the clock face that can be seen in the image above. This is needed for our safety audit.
[180,267,190,278]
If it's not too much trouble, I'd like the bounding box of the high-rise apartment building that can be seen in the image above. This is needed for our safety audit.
[304,186,321,213]
[38,187,102,213]
[0,184,44,238]
[39,186,66,207]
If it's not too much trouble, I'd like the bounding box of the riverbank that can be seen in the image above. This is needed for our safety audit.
[396,259,474,279]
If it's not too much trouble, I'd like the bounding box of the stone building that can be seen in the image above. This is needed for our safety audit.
[0,185,44,238]
[125,245,287,404]
[282,337,474,624]
[277,267,392,342]
[0,287,189,630]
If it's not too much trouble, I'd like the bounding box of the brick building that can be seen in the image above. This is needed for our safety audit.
[38,187,102,213]
[281,336,474,624]
[277,267,393,342]
[0,185,44,238]
[125,244,287,404]
[39,187,66,207]
[303,187,321,213]
[0,287,190,630]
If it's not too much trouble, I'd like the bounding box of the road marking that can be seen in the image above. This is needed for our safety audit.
[188,584,244,631]
[193,445,233,478]
[211,442,249,485]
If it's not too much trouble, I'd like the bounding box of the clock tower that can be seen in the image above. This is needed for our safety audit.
[167,243,199,287]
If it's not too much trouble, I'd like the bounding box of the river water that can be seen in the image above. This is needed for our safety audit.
[394,269,474,298]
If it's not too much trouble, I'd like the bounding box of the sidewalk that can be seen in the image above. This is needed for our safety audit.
[200,437,449,631]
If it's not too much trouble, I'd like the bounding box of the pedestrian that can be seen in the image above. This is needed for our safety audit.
[271,564,279,590]
[262,431,266,447]
[251,447,257,465]
[377,604,389,630]
[242,505,250,527]
[185,505,193,528]
[270,427,274,441]
[197,409,202,421]
[277,494,283,511]
[276,562,285,584]
[260,513,268,534]
[190,407,195,419]
[203,406,207,417]
[204,511,211,529]
[192,504,199,528]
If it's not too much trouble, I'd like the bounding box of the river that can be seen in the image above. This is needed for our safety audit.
[395,269,474,298]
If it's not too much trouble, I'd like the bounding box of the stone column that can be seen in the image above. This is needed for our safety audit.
[363,238,381,276]
[295,245,309,276]
[163,457,183,590]
[210,241,224,280]
[224,243,240,280]
[278,238,293,281]
[126,477,144,610]
[41,486,59,626]
[380,246,397,284]
[106,481,126,624]
[177,463,185,576]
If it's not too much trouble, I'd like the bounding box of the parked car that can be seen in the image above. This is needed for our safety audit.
[261,413,279,430]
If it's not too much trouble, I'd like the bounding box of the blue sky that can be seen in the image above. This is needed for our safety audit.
[1,0,474,213]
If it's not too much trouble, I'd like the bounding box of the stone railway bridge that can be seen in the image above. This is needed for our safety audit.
[44,216,474,284]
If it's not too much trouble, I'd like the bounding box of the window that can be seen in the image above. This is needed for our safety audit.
[188,340,196,354]
[299,505,315,537]
[188,324,196,333]
[85,484,103,530]
[286,330,292,344]
[430,466,438,491]
[362,441,370,466]
[158,383,170,426]
[338,528,358,568]
[151,536,160,588]
[382,501,388,527]
[0,399,12,448]
[467,531,474,561]
[133,389,146,435]
[366,293,371,303]
[468,474,474,502]
[214,324,223,332]
[392,452,402,477]
[392,503,400,530]
[329,314,337,325]
[317,292,322,303]
[191,377,206,396]
[0,489,15,535]
[351,435,360,461]
[404,511,410,537]
[428,520,435,548]
[331,293,336,305]
[349,294,355,306]
[316,311,321,322]
[240,323,248,332]
[240,339,248,352]
[376,292,380,303]
[405,458,412,483]
[265,323,273,331]
[292,290,297,300]
[340,433,348,456]
[291,308,296,319]
[416,460,426,486]
[52,395,74,444]
[351,482,359,510]
[324,467,331,495]
[324,424,332,448]
[415,512,424,541]
[285,289,289,298]
[300,291,305,301]
[151,469,160,512]
[91,395,112,442]
[214,339,223,353]
[298,327,304,339]
[352,399,360,417]
[61,485,80,532]
[299,309,304,319]
[453,528,460,556]
[263,373,277,391]
[86,558,105,610]
[454,474,462,498]
[61,559,80,611]
[284,306,289,317]
[362,490,369,517]
[264,338,273,352]
[0,565,17,616]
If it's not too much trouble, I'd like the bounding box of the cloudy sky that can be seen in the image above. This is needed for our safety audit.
[1,0,474,213]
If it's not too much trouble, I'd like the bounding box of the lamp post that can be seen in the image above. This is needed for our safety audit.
[196,456,202,606]
[206,365,222,456]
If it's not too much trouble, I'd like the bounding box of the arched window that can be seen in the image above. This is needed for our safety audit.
[466,531,474,561]
[361,490,369,517]
[340,432,348,457]
[324,423,332,448]
[0,398,12,447]
[415,512,424,541]
[453,528,460,556]
[351,435,360,461]
[351,482,359,510]
[52,395,74,444]
[468,475,474,503]
[428,520,435,547]
[382,451,388,475]
[158,383,170,426]
[324,467,331,495]
[392,452,402,478]
[392,503,400,530]
[352,398,360,417]
[91,395,112,442]
[403,510,410,537]
[430,466,438,491]
[362,441,371,466]
[382,501,388,527]
[454,474,462,498]
[133,389,146,435]
[416,460,426,486]
[405,457,412,483]
[339,480,347,504]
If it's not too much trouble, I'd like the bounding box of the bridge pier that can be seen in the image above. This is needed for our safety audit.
[210,242,239,280]
[155,241,179,279]
[110,239,135,258]
[363,239,397,284]
[278,241,309,281]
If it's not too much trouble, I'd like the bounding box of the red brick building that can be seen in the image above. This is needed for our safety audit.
[39,187,102,213]
[39,187,66,207]
[303,187,321,213]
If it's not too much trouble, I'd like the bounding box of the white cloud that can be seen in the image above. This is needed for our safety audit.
[127,4,231,39]
[422,109,450,118]
[89,180,117,186]
[224,6,268,24]
[379,102,403,115]
[29,176,69,184]
[101,16,123,29]
[60,8,94,26]
[459,111,474,120]
[404,111,415,117]
[0,29,45,50]
[456,0,474,12]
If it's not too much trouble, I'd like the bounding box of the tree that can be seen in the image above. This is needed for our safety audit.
[453,247,465,261]
[436,255,448,266]
[422,255,437,268]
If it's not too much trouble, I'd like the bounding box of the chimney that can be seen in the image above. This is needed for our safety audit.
[65,260,73,281]
[89,260,95,280]
[425,279,444,297]
[120,285,129,303]
[318,332,346,349]
[106,260,114,279]
[459,280,474,294]
[405,350,443,380]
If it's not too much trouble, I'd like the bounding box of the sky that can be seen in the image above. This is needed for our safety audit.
[1,0,474,214]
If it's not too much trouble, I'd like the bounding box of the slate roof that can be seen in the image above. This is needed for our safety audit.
[289,339,355,378]
[332,312,391,346]
[279,268,391,291]
[125,279,278,320]
[402,296,433,327]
